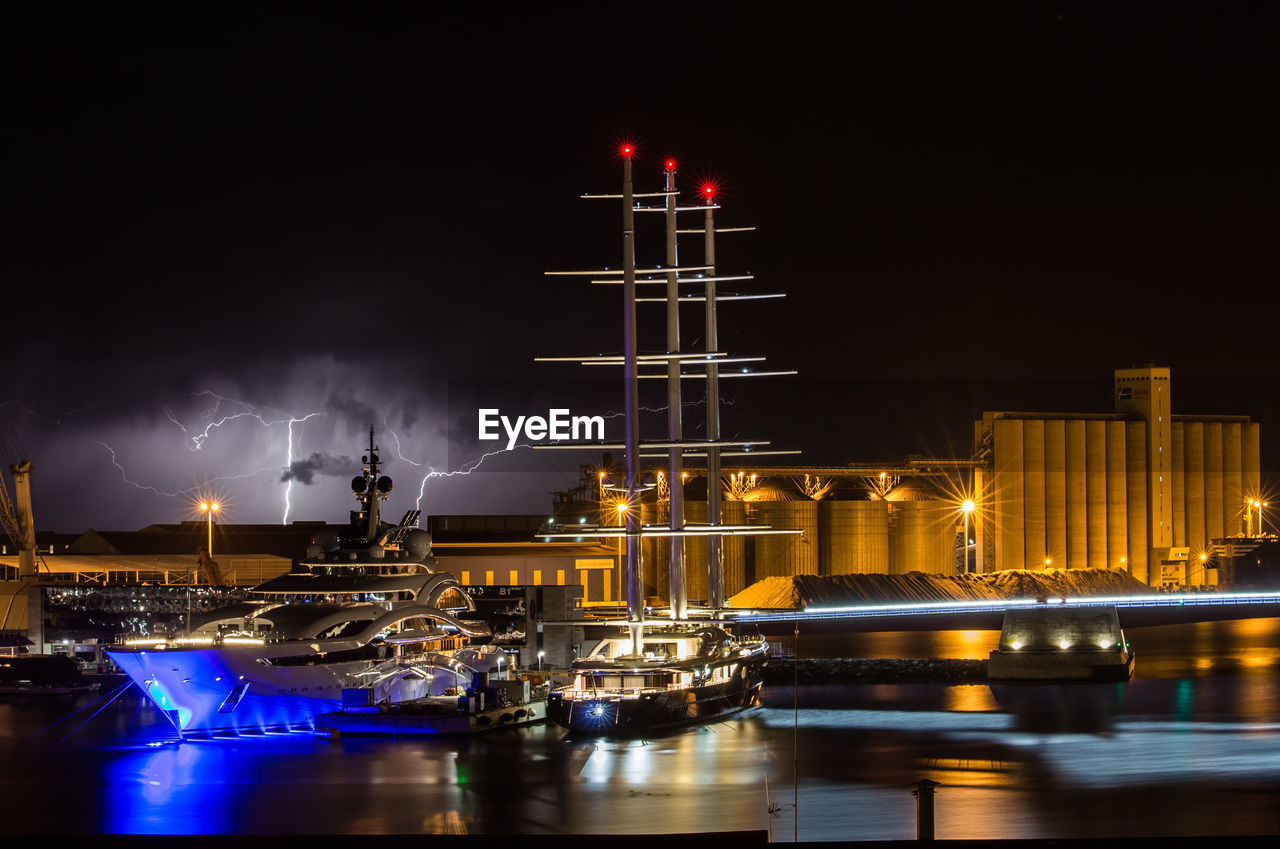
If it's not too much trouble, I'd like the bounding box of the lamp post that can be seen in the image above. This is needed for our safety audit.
[1246,499,1256,537]
[1259,501,1268,537]
[960,500,975,574]
[198,501,219,584]
[616,502,627,608]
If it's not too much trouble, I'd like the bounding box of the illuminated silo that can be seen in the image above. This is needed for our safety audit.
[889,501,954,575]
[1223,421,1243,536]
[683,500,709,602]
[1045,419,1068,571]
[1125,421,1148,583]
[975,367,1260,588]
[1204,421,1224,542]
[1105,420,1128,572]
[1085,419,1109,569]
[821,500,889,575]
[722,500,747,596]
[1022,419,1047,571]
[994,417,1025,570]
[1065,419,1088,569]
[754,501,818,578]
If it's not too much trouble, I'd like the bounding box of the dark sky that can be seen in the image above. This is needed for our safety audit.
[3,4,1278,531]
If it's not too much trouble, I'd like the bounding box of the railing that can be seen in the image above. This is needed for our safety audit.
[732,591,1280,624]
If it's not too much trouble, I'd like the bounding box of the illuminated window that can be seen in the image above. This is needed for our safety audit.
[509,570,518,585]
[533,570,542,585]
[557,569,565,585]
[485,571,494,586]
[461,571,470,585]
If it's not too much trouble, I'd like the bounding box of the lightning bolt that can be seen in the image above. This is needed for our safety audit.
[93,438,278,497]
[280,412,323,524]
[380,408,542,516]
[412,443,538,512]
[88,391,324,522]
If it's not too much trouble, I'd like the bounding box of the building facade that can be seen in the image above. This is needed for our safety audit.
[973,367,1261,586]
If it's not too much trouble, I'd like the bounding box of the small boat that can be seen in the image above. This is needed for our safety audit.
[105,428,493,736]
[0,655,100,696]
[546,624,766,735]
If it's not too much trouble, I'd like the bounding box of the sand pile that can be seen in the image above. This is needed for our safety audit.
[727,568,1154,610]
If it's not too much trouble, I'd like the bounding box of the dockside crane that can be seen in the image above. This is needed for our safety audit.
[0,414,39,579]
[0,460,38,579]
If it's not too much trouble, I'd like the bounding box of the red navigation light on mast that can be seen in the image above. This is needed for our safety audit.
[619,142,636,159]
[664,158,677,172]
[700,181,718,203]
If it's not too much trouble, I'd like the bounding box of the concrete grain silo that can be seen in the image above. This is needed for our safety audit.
[820,500,889,574]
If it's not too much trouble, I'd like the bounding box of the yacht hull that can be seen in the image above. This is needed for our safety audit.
[547,655,765,736]
[106,646,472,735]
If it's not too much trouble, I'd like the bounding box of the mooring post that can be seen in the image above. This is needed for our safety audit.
[912,778,940,840]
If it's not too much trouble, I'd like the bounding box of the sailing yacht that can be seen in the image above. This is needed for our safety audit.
[106,429,495,736]
[539,146,794,735]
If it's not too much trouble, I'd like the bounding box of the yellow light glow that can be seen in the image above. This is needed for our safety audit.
[962,500,975,513]
[1058,639,1071,649]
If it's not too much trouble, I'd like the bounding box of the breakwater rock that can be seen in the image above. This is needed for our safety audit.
[763,657,988,685]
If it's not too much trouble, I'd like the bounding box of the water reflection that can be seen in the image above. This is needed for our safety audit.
[0,618,1277,840]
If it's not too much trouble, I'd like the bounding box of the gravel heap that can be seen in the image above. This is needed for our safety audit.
[729,568,1153,610]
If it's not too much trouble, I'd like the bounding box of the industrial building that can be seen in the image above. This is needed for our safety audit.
[558,366,1264,600]
[974,366,1261,587]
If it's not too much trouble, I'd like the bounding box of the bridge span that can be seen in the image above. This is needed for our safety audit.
[728,591,1280,636]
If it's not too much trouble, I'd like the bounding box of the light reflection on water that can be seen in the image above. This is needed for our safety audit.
[0,618,1276,839]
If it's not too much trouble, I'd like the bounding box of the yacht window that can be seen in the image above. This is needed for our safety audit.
[435,587,469,610]
[316,619,372,639]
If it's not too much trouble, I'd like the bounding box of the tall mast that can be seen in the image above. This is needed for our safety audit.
[364,424,381,541]
[703,201,723,609]
[664,159,686,621]
[622,147,645,654]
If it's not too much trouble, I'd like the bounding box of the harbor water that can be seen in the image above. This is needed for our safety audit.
[1,618,1277,840]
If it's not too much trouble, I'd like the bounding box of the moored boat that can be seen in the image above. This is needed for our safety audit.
[105,428,493,736]
[547,624,766,735]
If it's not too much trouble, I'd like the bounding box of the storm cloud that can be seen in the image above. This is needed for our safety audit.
[280,452,353,485]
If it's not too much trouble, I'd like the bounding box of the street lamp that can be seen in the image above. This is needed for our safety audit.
[198,501,219,584]
[616,502,627,607]
[1247,499,1257,536]
[538,650,544,672]
[960,500,975,574]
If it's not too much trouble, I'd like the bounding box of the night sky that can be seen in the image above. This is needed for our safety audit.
[3,5,1277,532]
